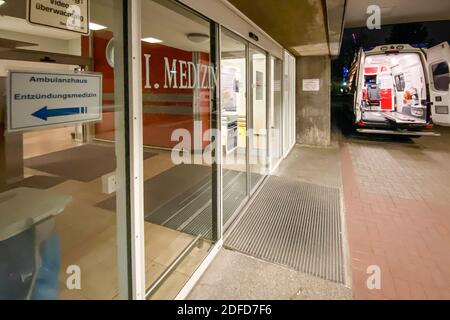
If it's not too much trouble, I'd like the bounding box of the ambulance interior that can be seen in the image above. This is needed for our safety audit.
[360,53,428,125]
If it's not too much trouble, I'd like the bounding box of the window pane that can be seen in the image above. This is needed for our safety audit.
[220,29,248,229]
[139,0,217,300]
[0,0,128,300]
[270,57,282,169]
[432,62,450,91]
[249,46,268,192]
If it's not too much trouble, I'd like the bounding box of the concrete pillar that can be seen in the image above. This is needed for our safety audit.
[295,56,331,146]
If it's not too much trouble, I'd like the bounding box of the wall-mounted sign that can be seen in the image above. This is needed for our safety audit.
[302,79,320,92]
[7,71,102,132]
[27,0,90,35]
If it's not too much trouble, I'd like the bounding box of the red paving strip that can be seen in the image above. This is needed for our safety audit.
[340,142,450,300]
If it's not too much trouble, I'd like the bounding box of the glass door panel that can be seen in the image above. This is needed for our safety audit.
[270,56,283,170]
[0,0,129,300]
[220,29,248,230]
[249,46,268,192]
[139,0,217,300]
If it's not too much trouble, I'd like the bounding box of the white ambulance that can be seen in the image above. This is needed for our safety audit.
[348,42,450,136]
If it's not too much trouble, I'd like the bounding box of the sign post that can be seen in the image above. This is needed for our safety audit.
[7,71,102,133]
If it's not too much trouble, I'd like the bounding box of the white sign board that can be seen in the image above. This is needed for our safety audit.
[27,0,90,35]
[302,79,320,92]
[7,71,102,133]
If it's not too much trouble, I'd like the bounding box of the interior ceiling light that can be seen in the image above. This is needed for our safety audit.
[186,33,209,44]
[89,22,107,31]
[0,1,5,6]
[142,37,163,44]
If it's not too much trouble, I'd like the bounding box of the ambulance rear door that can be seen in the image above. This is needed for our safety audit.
[427,42,450,126]
[354,49,365,123]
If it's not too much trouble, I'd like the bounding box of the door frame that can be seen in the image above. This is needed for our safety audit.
[248,43,269,195]
[126,0,281,300]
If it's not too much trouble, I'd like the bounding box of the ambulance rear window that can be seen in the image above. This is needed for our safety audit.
[432,62,450,91]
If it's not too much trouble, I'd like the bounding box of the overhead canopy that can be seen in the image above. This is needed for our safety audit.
[227,0,346,57]
[345,0,450,28]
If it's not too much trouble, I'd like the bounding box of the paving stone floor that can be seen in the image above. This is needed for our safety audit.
[341,127,450,299]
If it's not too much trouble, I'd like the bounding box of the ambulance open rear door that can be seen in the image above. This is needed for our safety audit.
[427,42,450,126]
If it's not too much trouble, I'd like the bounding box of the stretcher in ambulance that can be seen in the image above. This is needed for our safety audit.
[350,43,450,136]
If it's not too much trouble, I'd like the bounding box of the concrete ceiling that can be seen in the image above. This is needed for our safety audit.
[227,0,333,56]
[0,0,116,40]
[141,0,211,53]
[0,0,216,53]
[345,0,450,28]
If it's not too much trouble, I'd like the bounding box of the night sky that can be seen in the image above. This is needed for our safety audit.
[332,20,450,83]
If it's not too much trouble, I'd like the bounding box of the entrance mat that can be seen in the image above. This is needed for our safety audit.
[0,175,66,192]
[225,176,345,284]
[148,169,254,239]
[95,164,212,213]
[96,164,260,240]
[24,144,156,182]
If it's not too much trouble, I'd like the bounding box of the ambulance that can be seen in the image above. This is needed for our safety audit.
[348,42,450,136]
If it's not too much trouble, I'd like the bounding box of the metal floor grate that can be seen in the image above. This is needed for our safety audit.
[145,170,256,240]
[225,176,345,284]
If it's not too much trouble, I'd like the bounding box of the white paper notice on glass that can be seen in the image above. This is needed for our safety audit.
[302,79,320,92]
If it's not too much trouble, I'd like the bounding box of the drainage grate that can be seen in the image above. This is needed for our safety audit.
[225,176,345,284]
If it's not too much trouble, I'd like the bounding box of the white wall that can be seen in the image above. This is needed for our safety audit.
[0,60,76,77]
[0,28,81,56]
[252,55,267,132]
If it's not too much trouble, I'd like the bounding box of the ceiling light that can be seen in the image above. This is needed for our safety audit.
[89,22,107,31]
[186,33,209,44]
[142,37,163,44]
[0,1,6,6]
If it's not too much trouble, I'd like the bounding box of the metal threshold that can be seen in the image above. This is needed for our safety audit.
[145,235,202,299]
[357,129,441,136]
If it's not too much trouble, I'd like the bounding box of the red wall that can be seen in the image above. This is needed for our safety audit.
[91,30,211,149]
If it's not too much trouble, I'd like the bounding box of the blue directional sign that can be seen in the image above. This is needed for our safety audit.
[7,71,102,133]
[32,106,88,121]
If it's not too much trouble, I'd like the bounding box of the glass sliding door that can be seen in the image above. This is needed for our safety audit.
[283,51,296,156]
[220,28,248,230]
[249,46,268,192]
[269,56,283,170]
[137,0,218,299]
[0,0,130,300]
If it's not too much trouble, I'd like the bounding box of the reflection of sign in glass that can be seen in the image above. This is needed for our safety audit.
[27,0,90,35]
